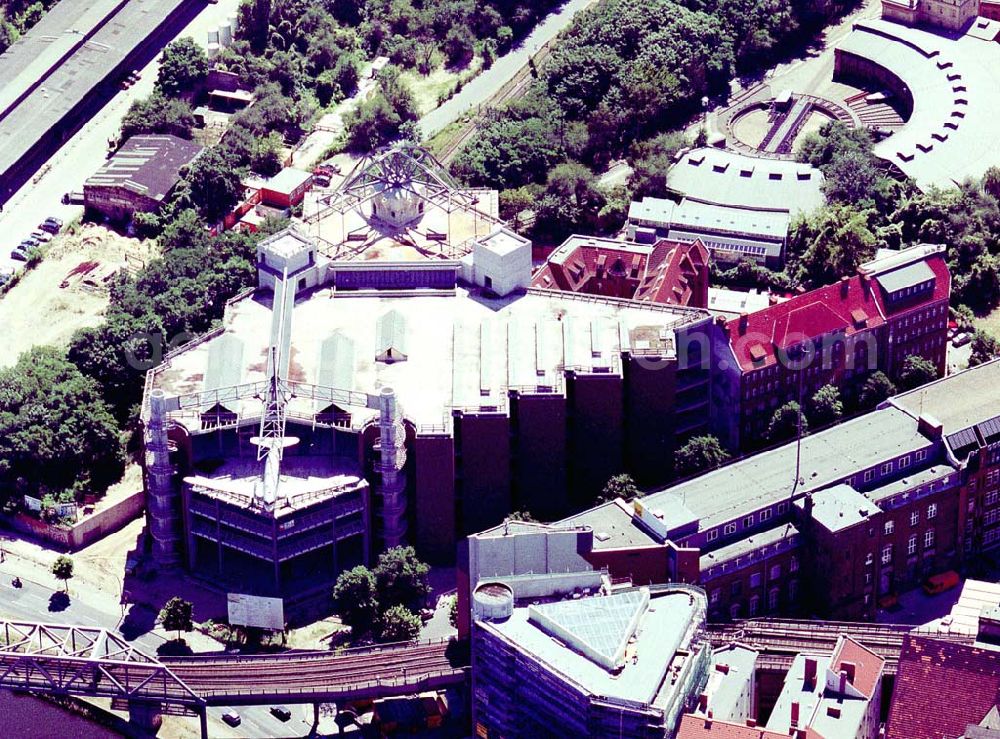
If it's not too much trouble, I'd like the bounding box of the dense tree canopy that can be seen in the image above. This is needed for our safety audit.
[0,0,60,54]
[454,0,857,195]
[675,436,730,477]
[158,597,195,640]
[69,213,260,422]
[156,38,209,98]
[120,95,196,141]
[768,401,807,443]
[333,566,379,632]
[599,473,640,503]
[344,67,419,152]
[377,604,422,643]
[898,355,938,390]
[373,546,431,612]
[333,548,432,641]
[969,331,1000,368]
[0,348,124,502]
[859,371,897,409]
[808,385,843,427]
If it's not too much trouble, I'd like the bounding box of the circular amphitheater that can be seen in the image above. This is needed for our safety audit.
[722,89,860,159]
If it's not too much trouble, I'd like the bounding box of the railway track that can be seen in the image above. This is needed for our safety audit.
[434,44,552,166]
[162,640,465,700]
[707,618,972,672]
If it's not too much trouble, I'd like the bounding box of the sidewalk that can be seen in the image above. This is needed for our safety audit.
[0,523,225,653]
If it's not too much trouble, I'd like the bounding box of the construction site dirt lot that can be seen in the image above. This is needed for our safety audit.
[0,224,156,368]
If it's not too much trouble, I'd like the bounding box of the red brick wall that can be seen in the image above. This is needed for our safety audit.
[413,434,457,564]
[623,355,678,486]
[455,413,511,535]
[566,373,625,508]
[701,545,802,621]
[877,485,961,595]
[510,393,568,520]
[885,299,949,377]
[586,545,671,586]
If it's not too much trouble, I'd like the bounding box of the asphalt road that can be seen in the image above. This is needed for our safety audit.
[0,566,313,738]
[417,0,596,139]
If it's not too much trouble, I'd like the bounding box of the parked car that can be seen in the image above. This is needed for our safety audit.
[39,217,63,234]
[953,332,971,347]
[19,236,39,248]
[221,711,241,727]
[29,230,52,243]
[923,570,960,596]
[10,249,27,262]
[270,706,291,721]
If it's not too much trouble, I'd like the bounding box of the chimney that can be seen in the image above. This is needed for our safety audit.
[840,275,850,297]
[839,669,848,697]
[804,657,817,688]
[698,693,708,713]
[842,661,856,684]
[715,315,727,329]
[746,718,757,727]
[715,663,730,675]
[791,701,800,728]
[739,312,749,335]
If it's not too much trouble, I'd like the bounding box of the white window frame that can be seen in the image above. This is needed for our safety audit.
[881,544,893,564]
[927,503,937,519]
[885,520,895,535]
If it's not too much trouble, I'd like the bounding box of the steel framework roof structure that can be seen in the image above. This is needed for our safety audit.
[304,144,504,260]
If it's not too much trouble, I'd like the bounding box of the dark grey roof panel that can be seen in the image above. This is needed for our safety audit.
[876,260,935,294]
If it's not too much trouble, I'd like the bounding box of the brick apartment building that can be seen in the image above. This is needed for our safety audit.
[533,240,950,454]
[460,360,1000,630]
[713,244,950,449]
[531,235,710,307]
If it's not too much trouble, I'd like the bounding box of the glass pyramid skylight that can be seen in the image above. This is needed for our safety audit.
[528,588,649,671]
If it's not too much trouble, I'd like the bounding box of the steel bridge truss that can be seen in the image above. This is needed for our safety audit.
[0,620,204,706]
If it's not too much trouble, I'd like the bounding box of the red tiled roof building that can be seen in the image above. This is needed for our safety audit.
[532,235,710,308]
[714,244,950,448]
[887,634,1000,739]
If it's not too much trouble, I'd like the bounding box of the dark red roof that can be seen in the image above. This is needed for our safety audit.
[531,238,709,308]
[727,253,949,372]
[886,634,1000,739]
[675,714,788,739]
[831,636,884,699]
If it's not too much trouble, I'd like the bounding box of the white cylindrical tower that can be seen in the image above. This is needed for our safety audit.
[145,390,182,567]
[377,386,408,548]
[473,582,514,622]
